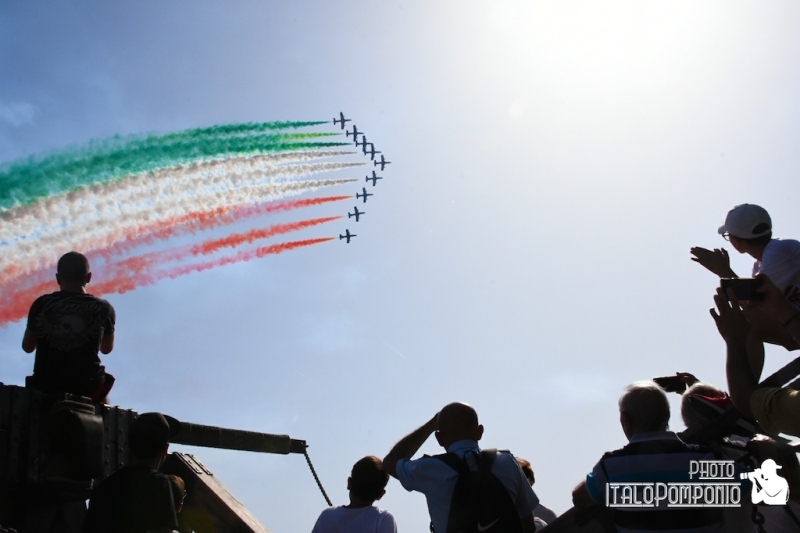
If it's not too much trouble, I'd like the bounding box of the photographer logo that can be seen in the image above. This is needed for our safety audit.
[606,459,790,508]
[606,460,741,508]
[741,459,789,505]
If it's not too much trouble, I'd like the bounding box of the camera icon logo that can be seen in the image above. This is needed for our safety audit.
[741,459,789,505]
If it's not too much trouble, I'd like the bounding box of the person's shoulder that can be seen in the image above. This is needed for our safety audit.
[29,291,59,306]
[84,293,114,306]
[766,238,800,254]
[372,506,395,518]
[491,449,523,467]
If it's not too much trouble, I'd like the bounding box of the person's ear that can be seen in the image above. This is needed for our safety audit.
[86,272,92,284]
[347,477,352,490]
[375,489,386,501]
[55,273,61,284]
[476,424,484,441]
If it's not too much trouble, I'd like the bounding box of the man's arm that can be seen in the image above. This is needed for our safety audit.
[21,329,36,353]
[690,247,738,278]
[383,413,438,478]
[100,332,114,354]
[572,480,598,510]
[710,287,756,418]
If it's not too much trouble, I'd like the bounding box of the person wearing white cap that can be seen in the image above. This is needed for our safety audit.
[691,204,800,374]
[691,204,800,308]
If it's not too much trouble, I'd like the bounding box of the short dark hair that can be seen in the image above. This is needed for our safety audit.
[57,251,90,284]
[517,458,534,485]
[128,413,180,459]
[350,456,389,502]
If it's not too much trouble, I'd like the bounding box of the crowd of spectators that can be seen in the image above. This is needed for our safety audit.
[9,202,800,532]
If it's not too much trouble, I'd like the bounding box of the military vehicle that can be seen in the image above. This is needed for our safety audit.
[0,382,326,533]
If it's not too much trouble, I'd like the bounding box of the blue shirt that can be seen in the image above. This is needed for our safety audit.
[396,440,539,533]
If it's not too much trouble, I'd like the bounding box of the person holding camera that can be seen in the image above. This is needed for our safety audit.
[711,277,800,438]
[692,204,800,378]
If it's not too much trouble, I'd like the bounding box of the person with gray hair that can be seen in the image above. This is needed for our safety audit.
[572,381,726,532]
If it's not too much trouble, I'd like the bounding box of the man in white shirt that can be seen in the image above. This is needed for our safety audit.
[311,456,396,533]
[383,402,539,533]
[691,203,800,375]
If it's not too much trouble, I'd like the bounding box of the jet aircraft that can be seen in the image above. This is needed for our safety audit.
[333,112,351,129]
[348,207,365,222]
[374,154,391,170]
[365,143,381,160]
[356,187,373,203]
[345,125,361,142]
[356,136,369,151]
[366,171,383,186]
[339,229,356,243]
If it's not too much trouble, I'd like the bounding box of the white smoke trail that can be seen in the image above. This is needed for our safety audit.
[1,154,361,242]
[1,176,358,277]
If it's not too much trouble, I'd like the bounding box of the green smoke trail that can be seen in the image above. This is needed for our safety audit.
[0,125,345,209]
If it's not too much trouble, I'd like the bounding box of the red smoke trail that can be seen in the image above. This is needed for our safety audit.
[190,216,340,255]
[0,216,329,322]
[0,279,58,325]
[0,195,349,292]
[95,216,342,281]
[94,195,349,262]
[1,236,335,325]
[91,237,334,296]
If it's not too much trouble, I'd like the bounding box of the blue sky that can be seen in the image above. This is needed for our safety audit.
[2,2,800,531]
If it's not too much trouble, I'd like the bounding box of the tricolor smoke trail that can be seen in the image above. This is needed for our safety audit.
[0,120,366,326]
[0,122,346,209]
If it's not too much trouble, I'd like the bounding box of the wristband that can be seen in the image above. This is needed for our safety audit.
[783,312,800,328]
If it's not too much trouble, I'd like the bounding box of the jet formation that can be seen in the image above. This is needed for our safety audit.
[331,112,391,244]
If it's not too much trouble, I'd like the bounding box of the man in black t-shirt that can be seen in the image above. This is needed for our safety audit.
[22,251,116,399]
[84,412,182,533]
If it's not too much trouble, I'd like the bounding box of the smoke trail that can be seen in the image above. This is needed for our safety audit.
[150,237,335,284]
[97,216,341,280]
[1,157,362,241]
[0,132,347,209]
[0,177,357,278]
[89,238,334,298]
[0,228,335,327]
[93,195,351,261]
[0,158,358,257]
[0,280,56,325]
[0,195,351,297]
[0,121,328,196]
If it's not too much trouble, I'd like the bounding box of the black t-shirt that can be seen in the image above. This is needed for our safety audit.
[84,465,178,533]
[26,291,115,396]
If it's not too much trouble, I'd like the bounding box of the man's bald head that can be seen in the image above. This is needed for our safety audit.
[435,402,483,449]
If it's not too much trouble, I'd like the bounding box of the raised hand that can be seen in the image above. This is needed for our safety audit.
[690,247,735,278]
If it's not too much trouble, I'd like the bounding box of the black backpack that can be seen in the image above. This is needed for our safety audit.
[432,449,523,533]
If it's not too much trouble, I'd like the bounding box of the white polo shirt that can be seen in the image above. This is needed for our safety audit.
[752,238,800,309]
[395,440,539,533]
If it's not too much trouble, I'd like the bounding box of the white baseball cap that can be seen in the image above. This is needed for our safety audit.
[718,204,772,239]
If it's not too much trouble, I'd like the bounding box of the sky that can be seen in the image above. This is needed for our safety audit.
[1,1,800,531]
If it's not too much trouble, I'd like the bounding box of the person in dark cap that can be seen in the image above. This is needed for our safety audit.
[22,251,116,401]
[84,413,182,533]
